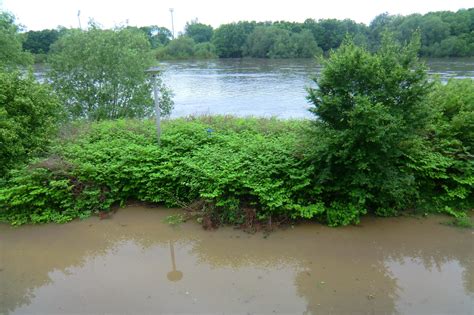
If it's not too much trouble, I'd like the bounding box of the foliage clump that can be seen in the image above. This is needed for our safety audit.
[0,11,32,70]
[412,79,474,216]
[48,26,156,120]
[306,34,432,218]
[0,118,317,226]
[306,34,473,222]
[0,71,62,178]
[0,11,62,178]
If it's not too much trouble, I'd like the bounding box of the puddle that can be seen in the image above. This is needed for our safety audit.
[1,205,472,314]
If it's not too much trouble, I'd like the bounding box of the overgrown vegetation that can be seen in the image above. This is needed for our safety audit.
[0,71,62,178]
[0,117,315,226]
[307,34,432,219]
[0,91,472,226]
[0,11,62,179]
[306,34,473,224]
[0,9,472,228]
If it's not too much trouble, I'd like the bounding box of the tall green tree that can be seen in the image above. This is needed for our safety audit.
[368,9,474,57]
[212,22,256,58]
[163,36,196,58]
[244,26,321,58]
[244,26,288,58]
[22,29,60,54]
[307,18,367,52]
[48,26,156,120]
[138,25,172,48]
[288,30,322,58]
[184,20,213,43]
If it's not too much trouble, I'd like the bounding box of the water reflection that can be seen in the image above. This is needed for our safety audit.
[167,241,183,282]
[0,206,472,314]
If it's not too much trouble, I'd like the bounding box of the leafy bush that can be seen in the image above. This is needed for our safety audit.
[307,34,433,217]
[1,106,472,227]
[157,36,196,59]
[306,34,472,222]
[0,117,321,226]
[0,70,62,178]
[408,79,474,213]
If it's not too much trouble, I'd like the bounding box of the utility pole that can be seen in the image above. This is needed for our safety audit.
[77,10,82,29]
[169,8,175,39]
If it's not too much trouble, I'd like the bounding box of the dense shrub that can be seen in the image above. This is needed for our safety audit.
[0,70,62,178]
[0,117,321,226]
[155,37,217,60]
[307,35,432,217]
[0,107,472,226]
[408,79,474,214]
[306,35,472,223]
[244,27,322,58]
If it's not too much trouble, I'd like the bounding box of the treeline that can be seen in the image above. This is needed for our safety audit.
[22,8,474,60]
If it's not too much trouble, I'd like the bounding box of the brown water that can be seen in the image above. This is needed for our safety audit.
[1,205,472,314]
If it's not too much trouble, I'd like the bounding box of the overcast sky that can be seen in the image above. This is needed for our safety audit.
[1,0,473,33]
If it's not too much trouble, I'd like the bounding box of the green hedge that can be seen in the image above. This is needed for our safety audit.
[0,117,322,226]
[0,90,472,227]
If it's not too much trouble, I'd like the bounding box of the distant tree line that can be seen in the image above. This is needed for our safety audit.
[21,8,474,59]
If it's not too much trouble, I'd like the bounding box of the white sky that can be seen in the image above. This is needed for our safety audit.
[1,0,473,33]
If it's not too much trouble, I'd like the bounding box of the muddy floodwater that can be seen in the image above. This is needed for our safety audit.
[1,205,472,314]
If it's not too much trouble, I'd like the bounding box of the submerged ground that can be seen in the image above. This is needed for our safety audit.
[1,204,472,314]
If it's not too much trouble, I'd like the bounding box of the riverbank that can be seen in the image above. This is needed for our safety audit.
[1,204,472,314]
[1,114,472,228]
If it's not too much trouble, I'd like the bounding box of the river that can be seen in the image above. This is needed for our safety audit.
[34,57,474,119]
[1,205,472,314]
[160,57,474,118]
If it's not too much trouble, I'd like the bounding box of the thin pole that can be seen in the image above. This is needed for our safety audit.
[169,8,175,39]
[77,10,82,29]
[153,74,161,144]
